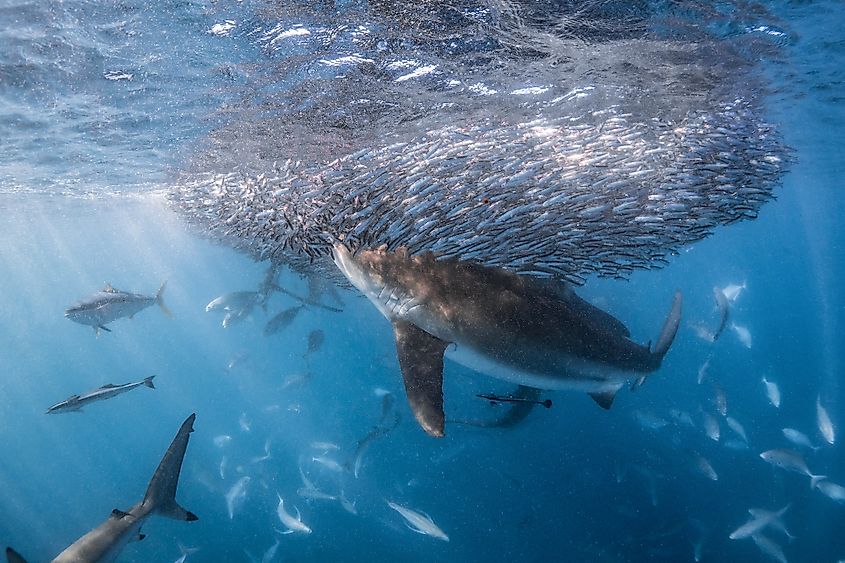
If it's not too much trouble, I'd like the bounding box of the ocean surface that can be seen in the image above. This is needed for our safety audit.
[0,1,843,562]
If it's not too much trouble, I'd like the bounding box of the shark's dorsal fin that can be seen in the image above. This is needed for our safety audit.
[101,384,119,389]
[67,394,81,401]
[143,414,198,522]
[392,320,448,438]
[588,388,619,410]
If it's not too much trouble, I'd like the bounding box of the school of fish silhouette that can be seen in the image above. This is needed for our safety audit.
[170,3,791,283]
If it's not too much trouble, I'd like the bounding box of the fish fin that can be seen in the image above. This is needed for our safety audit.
[294,506,302,520]
[588,388,620,410]
[404,522,426,535]
[156,281,173,318]
[652,291,683,357]
[143,376,156,389]
[143,414,198,521]
[98,325,112,333]
[392,320,448,438]
[5,547,29,563]
[810,474,827,489]
[111,508,130,519]
[101,384,119,389]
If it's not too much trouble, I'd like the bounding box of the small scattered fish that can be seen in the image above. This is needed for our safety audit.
[712,382,727,417]
[263,305,304,336]
[730,322,753,348]
[782,428,817,451]
[297,459,337,501]
[250,439,272,464]
[815,479,845,503]
[720,282,747,303]
[206,291,261,328]
[219,456,228,480]
[751,533,787,563]
[759,449,825,487]
[386,500,449,542]
[762,377,780,408]
[65,282,170,335]
[697,357,711,384]
[276,495,312,534]
[304,329,325,357]
[726,416,748,443]
[633,410,669,431]
[729,505,790,540]
[691,453,718,481]
[817,395,836,445]
[702,411,720,441]
[46,376,156,413]
[239,412,251,432]
[476,393,552,409]
[310,441,340,452]
[225,476,251,520]
[311,455,344,473]
[339,489,358,515]
[712,286,730,341]
[213,434,232,448]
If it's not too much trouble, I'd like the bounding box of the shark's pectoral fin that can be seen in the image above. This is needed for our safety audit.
[588,388,620,410]
[111,508,130,519]
[392,320,448,438]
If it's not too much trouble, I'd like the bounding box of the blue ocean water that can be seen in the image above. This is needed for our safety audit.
[0,1,843,562]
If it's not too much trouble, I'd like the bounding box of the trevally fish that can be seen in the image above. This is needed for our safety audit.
[263,305,304,336]
[712,286,730,342]
[759,449,825,487]
[762,377,780,408]
[386,500,449,542]
[782,428,817,451]
[65,282,170,335]
[6,414,198,563]
[720,282,747,303]
[333,245,681,437]
[701,411,720,442]
[46,376,156,413]
[205,291,262,328]
[276,495,312,534]
[226,476,251,519]
[729,505,790,540]
[751,533,788,563]
[730,322,753,348]
[725,416,747,443]
[815,479,845,503]
[817,395,836,445]
[304,329,325,357]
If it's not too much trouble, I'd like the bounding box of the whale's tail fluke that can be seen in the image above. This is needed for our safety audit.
[143,413,199,521]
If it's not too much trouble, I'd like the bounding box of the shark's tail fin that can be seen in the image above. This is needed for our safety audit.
[5,548,28,563]
[156,281,173,318]
[143,414,198,522]
[143,375,156,389]
[652,291,683,358]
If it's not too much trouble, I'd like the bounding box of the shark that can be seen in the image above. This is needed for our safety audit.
[333,245,682,437]
[46,376,156,414]
[6,414,198,562]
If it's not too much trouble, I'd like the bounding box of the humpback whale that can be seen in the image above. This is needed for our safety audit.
[6,414,198,563]
[333,245,681,437]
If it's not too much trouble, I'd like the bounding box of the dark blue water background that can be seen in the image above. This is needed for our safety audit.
[0,1,843,561]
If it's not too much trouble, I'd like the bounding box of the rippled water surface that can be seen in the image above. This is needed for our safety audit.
[1,1,843,562]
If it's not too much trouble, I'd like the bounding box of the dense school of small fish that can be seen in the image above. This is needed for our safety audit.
[170,100,789,284]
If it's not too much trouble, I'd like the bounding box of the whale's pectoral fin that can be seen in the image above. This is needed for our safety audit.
[588,388,620,410]
[392,320,448,438]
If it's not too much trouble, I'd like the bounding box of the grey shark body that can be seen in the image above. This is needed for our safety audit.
[46,376,156,414]
[65,283,170,335]
[6,414,198,563]
[333,245,681,437]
